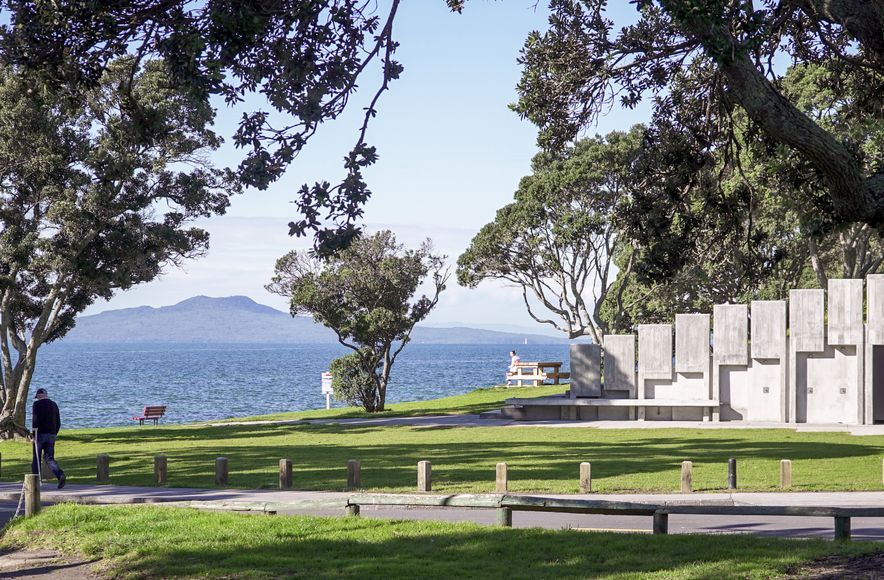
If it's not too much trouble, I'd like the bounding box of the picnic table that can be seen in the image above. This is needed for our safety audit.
[506,361,570,386]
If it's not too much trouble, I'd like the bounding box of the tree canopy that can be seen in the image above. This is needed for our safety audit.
[268,231,447,412]
[0,57,238,435]
[0,0,403,254]
[513,0,884,272]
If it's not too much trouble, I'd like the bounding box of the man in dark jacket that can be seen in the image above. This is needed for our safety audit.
[31,387,66,488]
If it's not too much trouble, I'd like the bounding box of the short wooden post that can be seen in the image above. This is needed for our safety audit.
[417,460,432,492]
[495,462,508,493]
[347,459,361,490]
[215,457,228,486]
[834,515,851,540]
[96,454,110,482]
[579,462,592,493]
[680,461,692,493]
[24,474,40,517]
[279,459,293,489]
[652,511,669,535]
[346,504,360,517]
[0,451,2,477]
[780,459,792,488]
[154,455,167,485]
[881,458,883,485]
[727,458,737,490]
[496,507,512,527]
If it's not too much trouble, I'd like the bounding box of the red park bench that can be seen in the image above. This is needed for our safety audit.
[132,405,167,426]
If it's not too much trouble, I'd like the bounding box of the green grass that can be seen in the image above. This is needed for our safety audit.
[2,504,880,579]
[219,385,567,422]
[2,421,882,493]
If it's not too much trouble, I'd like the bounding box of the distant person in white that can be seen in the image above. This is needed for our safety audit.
[507,350,521,384]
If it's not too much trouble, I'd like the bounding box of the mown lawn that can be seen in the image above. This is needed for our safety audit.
[1,421,882,493]
[217,385,568,422]
[2,504,880,579]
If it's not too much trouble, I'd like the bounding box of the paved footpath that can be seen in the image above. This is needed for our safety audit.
[1,483,883,540]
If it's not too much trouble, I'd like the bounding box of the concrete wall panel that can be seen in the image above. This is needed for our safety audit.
[638,324,672,380]
[675,314,709,373]
[789,289,826,352]
[798,345,859,424]
[868,274,884,345]
[828,278,863,345]
[751,301,787,359]
[603,334,636,394]
[713,304,748,365]
[569,344,601,398]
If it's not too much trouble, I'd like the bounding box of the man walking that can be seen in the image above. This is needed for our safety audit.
[31,388,66,488]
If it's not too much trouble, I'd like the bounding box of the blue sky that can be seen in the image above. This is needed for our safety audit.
[87,1,651,330]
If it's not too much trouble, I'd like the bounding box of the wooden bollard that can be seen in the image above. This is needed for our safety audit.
[96,454,110,482]
[347,459,361,490]
[496,506,512,527]
[780,459,792,488]
[154,455,167,485]
[215,457,228,486]
[24,473,40,517]
[495,462,508,493]
[834,515,852,540]
[417,460,432,492]
[279,459,292,489]
[881,458,883,485]
[579,462,592,493]
[680,461,693,493]
[727,458,737,490]
[0,451,2,477]
[653,512,669,535]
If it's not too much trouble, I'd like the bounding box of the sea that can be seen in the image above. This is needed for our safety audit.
[30,343,571,428]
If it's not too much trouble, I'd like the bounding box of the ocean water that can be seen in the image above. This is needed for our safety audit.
[30,343,570,428]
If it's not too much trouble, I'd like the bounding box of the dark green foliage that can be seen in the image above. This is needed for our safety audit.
[328,349,378,410]
[0,57,238,433]
[268,231,447,411]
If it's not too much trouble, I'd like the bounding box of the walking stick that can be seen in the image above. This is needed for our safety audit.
[33,427,42,483]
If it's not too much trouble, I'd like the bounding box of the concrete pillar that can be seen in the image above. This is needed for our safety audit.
[154,455,167,485]
[495,462,508,493]
[752,301,788,423]
[417,461,432,492]
[834,516,852,540]
[579,462,591,494]
[279,459,292,489]
[570,344,601,398]
[96,454,110,482]
[497,507,513,527]
[652,512,668,535]
[215,457,228,486]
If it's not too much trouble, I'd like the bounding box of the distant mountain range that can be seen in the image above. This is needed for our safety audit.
[62,296,570,345]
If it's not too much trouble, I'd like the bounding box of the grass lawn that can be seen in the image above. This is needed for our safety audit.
[2,504,881,579]
[218,385,568,422]
[0,419,882,493]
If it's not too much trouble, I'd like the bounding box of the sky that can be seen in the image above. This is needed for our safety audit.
[85,1,652,330]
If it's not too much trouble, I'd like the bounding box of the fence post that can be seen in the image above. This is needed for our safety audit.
[727,458,737,490]
[96,454,110,482]
[279,459,293,489]
[496,507,513,527]
[834,515,851,540]
[680,461,693,493]
[215,457,228,486]
[0,451,2,477]
[154,455,167,485]
[579,462,592,493]
[347,460,361,490]
[780,459,792,488]
[652,511,669,535]
[24,473,40,517]
[495,462,508,493]
[417,460,432,492]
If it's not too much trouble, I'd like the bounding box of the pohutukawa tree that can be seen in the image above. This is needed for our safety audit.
[457,128,643,343]
[513,0,884,276]
[268,231,448,412]
[0,58,238,436]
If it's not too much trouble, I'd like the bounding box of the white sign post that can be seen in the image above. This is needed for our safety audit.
[321,372,333,410]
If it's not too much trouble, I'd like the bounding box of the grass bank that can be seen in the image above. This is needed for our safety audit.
[217,385,567,422]
[2,504,880,579]
[1,421,882,493]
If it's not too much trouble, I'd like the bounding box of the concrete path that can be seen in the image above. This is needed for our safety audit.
[2,483,883,540]
[210,413,884,435]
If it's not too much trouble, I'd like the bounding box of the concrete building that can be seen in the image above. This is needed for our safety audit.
[505,275,884,424]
